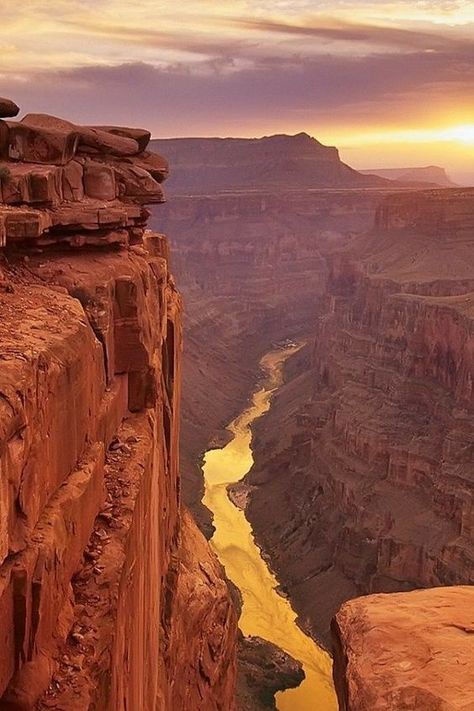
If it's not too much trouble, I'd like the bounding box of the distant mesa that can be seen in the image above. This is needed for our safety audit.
[150,133,391,194]
[361,165,457,188]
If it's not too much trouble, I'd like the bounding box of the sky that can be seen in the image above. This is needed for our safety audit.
[1,1,474,182]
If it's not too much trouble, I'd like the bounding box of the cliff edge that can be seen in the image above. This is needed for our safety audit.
[0,99,237,710]
[332,587,474,710]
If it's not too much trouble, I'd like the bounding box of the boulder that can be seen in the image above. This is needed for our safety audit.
[114,164,164,204]
[0,97,19,119]
[91,125,151,152]
[21,114,140,158]
[84,161,117,201]
[0,206,52,243]
[9,118,79,165]
[128,150,169,183]
[62,160,84,201]
[0,163,63,205]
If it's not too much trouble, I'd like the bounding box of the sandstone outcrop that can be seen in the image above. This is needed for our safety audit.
[245,188,474,646]
[0,100,237,710]
[0,111,168,250]
[332,586,474,710]
[237,635,304,711]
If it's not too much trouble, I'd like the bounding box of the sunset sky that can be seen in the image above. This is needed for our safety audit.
[1,1,474,182]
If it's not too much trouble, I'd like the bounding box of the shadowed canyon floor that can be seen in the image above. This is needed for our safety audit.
[203,347,336,711]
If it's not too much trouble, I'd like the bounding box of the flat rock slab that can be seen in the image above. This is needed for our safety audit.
[332,586,474,711]
[0,97,19,118]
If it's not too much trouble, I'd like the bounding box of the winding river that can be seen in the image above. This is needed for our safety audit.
[202,346,337,710]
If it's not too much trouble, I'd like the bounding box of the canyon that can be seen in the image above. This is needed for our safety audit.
[1,98,473,711]
[151,132,474,710]
[245,187,474,647]
[151,187,389,535]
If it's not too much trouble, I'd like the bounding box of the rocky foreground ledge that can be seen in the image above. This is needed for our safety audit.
[333,586,474,710]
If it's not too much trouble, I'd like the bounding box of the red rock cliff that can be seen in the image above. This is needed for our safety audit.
[245,188,474,646]
[0,101,237,710]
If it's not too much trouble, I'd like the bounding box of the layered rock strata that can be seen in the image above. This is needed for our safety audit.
[0,105,237,710]
[246,189,474,645]
[151,189,386,533]
[332,586,474,710]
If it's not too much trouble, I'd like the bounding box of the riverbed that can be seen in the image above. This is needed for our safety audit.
[202,346,337,710]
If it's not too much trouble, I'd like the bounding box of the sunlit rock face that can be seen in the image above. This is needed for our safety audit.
[245,188,474,645]
[332,587,474,711]
[0,104,237,710]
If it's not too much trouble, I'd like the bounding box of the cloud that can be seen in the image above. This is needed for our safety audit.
[232,16,474,53]
[1,43,473,137]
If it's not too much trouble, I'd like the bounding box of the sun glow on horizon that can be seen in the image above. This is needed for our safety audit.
[332,123,474,148]
[442,124,474,145]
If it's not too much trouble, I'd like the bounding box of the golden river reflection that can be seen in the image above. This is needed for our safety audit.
[202,347,337,711]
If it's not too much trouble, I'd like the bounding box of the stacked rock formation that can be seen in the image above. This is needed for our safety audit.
[0,100,237,710]
[0,103,168,250]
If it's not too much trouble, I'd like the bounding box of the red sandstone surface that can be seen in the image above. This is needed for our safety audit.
[333,586,474,710]
[0,105,237,710]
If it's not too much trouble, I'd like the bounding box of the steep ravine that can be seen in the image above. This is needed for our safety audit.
[202,346,336,711]
[245,188,474,647]
[151,188,387,536]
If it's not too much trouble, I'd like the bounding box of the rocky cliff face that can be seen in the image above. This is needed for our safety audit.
[246,188,474,646]
[0,101,237,710]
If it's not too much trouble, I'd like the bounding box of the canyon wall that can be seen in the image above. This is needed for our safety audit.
[151,189,385,533]
[246,188,474,647]
[0,105,237,710]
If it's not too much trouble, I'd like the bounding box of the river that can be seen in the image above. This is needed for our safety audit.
[202,346,337,710]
